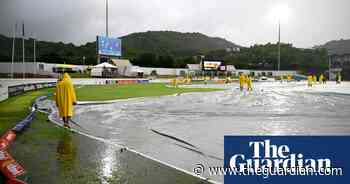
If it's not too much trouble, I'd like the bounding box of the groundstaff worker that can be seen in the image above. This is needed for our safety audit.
[247,75,253,91]
[319,74,324,84]
[239,74,245,91]
[319,74,326,84]
[55,73,77,128]
[307,75,313,87]
[336,73,342,84]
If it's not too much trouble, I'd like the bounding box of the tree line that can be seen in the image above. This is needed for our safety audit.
[0,35,329,75]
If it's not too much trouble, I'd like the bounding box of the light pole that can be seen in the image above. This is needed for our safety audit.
[33,35,37,76]
[328,54,332,80]
[278,21,281,71]
[106,0,109,37]
[97,0,109,65]
[11,23,17,79]
[22,22,25,79]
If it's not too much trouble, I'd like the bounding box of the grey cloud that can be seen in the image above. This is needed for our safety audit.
[1,0,349,48]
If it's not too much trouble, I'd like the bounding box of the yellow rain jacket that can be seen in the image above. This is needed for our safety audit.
[55,73,76,117]
[319,74,324,83]
[247,76,253,91]
[312,75,317,84]
[239,75,245,88]
[338,74,342,82]
[307,75,313,87]
[171,78,178,87]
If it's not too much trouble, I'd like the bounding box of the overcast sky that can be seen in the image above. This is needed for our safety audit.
[1,0,349,48]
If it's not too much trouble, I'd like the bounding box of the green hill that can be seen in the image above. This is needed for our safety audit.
[0,31,331,72]
[0,31,239,67]
[315,39,350,55]
[121,31,239,57]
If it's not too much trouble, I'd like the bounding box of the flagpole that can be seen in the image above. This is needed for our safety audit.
[278,20,281,71]
[22,22,25,79]
[328,55,332,80]
[106,0,109,37]
[11,24,17,79]
[34,35,36,76]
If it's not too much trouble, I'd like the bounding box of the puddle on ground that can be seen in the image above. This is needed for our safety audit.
[73,82,350,182]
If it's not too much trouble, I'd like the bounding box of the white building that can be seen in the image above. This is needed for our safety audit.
[0,62,88,77]
[91,62,118,77]
[111,59,188,77]
[136,67,188,76]
[111,59,134,76]
[235,69,297,77]
[185,63,296,77]
[0,61,298,78]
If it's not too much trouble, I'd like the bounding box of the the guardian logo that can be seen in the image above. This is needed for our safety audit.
[230,140,331,171]
[224,136,347,183]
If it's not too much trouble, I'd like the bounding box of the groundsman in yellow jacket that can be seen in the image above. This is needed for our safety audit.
[247,76,253,91]
[307,75,313,87]
[319,74,324,84]
[239,74,245,91]
[312,75,317,84]
[336,73,342,84]
[55,73,77,128]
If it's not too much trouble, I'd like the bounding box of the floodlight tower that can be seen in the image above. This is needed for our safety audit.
[328,56,330,80]
[270,4,290,72]
[33,33,37,75]
[97,0,110,64]
[106,0,109,37]
[278,21,281,71]
[22,21,25,79]
[11,23,17,79]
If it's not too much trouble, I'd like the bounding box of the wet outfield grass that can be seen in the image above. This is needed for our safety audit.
[10,113,209,184]
[0,83,218,184]
[0,88,54,135]
[75,83,222,101]
[0,83,221,135]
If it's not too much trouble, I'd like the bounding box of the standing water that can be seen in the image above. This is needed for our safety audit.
[74,82,350,182]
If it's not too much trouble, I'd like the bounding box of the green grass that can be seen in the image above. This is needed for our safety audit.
[0,88,54,135]
[182,81,228,85]
[0,88,106,183]
[68,72,91,78]
[0,83,218,183]
[1,83,221,133]
[0,88,68,183]
[75,83,223,101]
[9,112,114,184]
[0,83,222,134]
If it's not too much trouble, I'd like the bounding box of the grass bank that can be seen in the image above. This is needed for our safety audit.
[9,112,207,184]
[0,88,54,135]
